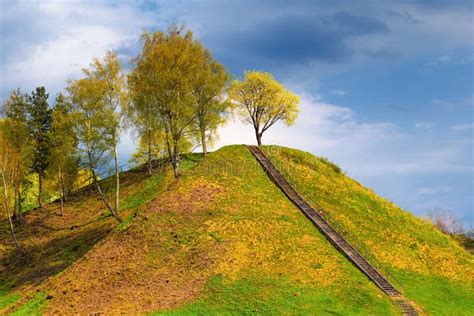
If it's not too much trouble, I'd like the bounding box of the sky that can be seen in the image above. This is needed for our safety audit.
[1,0,473,228]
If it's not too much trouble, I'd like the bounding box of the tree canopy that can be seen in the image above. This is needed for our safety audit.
[0,25,302,250]
[27,86,53,208]
[228,71,300,146]
[67,51,125,223]
[128,26,215,177]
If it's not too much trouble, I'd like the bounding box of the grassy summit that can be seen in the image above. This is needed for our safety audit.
[1,145,473,315]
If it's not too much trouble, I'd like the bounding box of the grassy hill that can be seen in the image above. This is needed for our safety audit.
[1,145,472,315]
[261,146,474,315]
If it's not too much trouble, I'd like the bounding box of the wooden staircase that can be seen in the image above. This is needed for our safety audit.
[247,145,418,315]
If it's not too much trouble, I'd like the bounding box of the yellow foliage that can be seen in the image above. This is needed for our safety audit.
[228,71,300,144]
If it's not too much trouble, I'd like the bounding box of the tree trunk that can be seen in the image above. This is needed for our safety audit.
[172,136,180,178]
[2,171,20,251]
[164,125,173,162]
[88,156,122,223]
[38,173,43,208]
[58,167,64,217]
[172,159,180,178]
[147,129,152,176]
[60,169,66,203]
[255,129,263,146]
[12,189,18,220]
[17,190,23,224]
[113,144,120,219]
[201,127,207,157]
[59,189,64,217]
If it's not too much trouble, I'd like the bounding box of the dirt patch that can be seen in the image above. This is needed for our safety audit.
[41,180,226,314]
[0,167,161,315]
[43,230,208,314]
[153,180,225,214]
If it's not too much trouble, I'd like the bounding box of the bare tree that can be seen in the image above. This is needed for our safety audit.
[427,208,464,235]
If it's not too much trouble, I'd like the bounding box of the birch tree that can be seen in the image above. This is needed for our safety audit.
[67,51,125,223]
[93,51,127,220]
[191,49,230,157]
[129,26,209,177]
[127,62,161,176]
[0,120,21,250]
[49,93,78,216]
[1,90,31,223]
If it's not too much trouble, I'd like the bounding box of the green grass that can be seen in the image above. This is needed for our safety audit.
[121,173,167,211]
[117,155,202,231]
[147,145,398,314]
[4,145,472,314]
[1,157,198,315]
[261,145,474,315]
[157,273,394,316]
[394,269,474,316]
[0,283,20,310]
[116,173,167,231]
[11,293,47,316]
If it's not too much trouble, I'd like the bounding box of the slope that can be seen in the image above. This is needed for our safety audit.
[0,157,185,314]
[9,145,399,315]
[261,145,474,315]
[3,145,472,315]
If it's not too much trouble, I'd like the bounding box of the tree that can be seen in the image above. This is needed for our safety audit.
[67,51,124,223]
[1,89,31,223]
[49,93,78,216]
[92,51,127,221]
[129,129,167,169]
[0,120,21,250]
[127,58,161,176]
[27,87,52,208]
[129,27,202,178]
[191,48,230,157]
[428,208,464,235]
[228,71,300,146]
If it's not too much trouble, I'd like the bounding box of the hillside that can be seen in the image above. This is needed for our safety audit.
[261,146,474,314]
[1,145,473,315]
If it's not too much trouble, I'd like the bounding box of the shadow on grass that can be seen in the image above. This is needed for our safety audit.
[0,221,112,296]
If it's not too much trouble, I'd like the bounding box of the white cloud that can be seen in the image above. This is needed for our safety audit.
[7,26,124,86]
[451,123,474,131]
[416,185,452,196]
[330,89,348,96]
[2,1,472,227]
[415,122,436,129]
[0,1,156,98]
[213,93,472,179]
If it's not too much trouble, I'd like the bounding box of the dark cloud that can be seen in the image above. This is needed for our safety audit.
[203,12,389,74]
[0,5,62,64]
[365,48,402,60]
[387,10,420,24]
[413,0,473,11]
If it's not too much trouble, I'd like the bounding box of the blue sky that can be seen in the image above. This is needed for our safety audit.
[1,0,473,227]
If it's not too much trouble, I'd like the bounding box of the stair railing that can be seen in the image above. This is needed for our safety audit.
[264,154,404,291]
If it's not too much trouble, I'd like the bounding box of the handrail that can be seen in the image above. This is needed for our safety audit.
[264,153,405,291]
